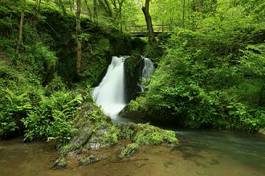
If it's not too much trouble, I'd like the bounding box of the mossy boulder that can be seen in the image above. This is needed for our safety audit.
[119,123,178,145]
[133,124,178,145]
[259,129,265,136]
[79,155,99,166]
[58,92,178,161]
[52,157,67,169]
[124,54,144,102]
[60,101,120,154]
[119,143,139,158]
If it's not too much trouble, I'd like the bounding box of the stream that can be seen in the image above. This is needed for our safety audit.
[0,131,264,176]
[1,57,264,176]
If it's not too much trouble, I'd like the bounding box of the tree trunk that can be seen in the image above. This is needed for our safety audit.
[142,0,155,45]
[99,0,113,17]
[84,0,93,20]
[93,0,98,23]
[76,0,82,76]
[16,10,24,53]
[182,0,186,28]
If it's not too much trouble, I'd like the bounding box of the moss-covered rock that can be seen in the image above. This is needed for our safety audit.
[79,155,99,166]
[133,124,178,145]
[259,129,265,136]
[60,100,120,154]
[119,143,139,158]
[124,54,144,102]
[52,157,67,169]
[60,102,178,158]
[118,123,178,145]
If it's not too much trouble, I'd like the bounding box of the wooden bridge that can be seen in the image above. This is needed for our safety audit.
[125,25,171,37]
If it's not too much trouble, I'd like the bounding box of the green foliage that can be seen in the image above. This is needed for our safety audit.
[129,26,265,132]
[45,75,67,95]
[22,91,82,142]
[0,62,42,137]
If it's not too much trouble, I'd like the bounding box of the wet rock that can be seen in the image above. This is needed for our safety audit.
[259,128,265,135]
[52,157,67,169]
[119,143,139,158]
[119,123,179,146]
[133,124,178,145]
[79,155,99,166]
[124,54,144,102]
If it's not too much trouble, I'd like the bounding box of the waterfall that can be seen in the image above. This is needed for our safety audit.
[93,56,154,120]
[92,56,127,119]
[140,57,155,92]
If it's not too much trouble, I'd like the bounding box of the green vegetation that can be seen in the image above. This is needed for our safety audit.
[127,0,265,132]
[0,0,142,143]
[0,0,265,169]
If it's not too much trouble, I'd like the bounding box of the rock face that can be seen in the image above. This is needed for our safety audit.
[124,54,144,103]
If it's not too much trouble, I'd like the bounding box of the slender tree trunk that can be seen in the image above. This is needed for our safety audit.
[76,0,82,76]
[142,0,155,45]
[84,0,93,20]
[93,0,98,23]
[16,9,25,53]
[99,0,113,17]
[182,0,186,28]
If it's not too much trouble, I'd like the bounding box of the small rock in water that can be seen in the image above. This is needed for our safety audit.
[51,157,67,169]
[119,143,139,158]
[79,155,99,166]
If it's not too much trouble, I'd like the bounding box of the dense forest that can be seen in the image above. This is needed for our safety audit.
[0,0,265,175]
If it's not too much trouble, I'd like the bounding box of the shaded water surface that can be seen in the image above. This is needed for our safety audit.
[0,131,264,176]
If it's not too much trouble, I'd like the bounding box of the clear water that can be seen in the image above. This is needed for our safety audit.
[0,131,264,176]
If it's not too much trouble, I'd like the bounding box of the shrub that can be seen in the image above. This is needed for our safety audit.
[128,29,265,132]
[22,91,83,143]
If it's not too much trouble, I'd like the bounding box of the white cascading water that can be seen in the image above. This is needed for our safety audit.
[140,57,155,92]
[93,56,154,120]
[92,56,127,119]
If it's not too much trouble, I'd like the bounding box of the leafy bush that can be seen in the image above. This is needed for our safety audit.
[22,91,82,143]
[0,62,42,137]
[128,29,265,132]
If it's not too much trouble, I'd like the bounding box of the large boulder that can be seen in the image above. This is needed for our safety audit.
[124,54,144,103]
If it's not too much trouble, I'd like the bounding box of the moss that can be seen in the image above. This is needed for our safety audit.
[124,53,144,102]
[79,155,99,166]
[133,124,178,145]
[101,125,120,145]
[119,143,139,158]
[118,123,136,140]
[259,129,265,136]
[52,157,67,169]
[119,123,178,145]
